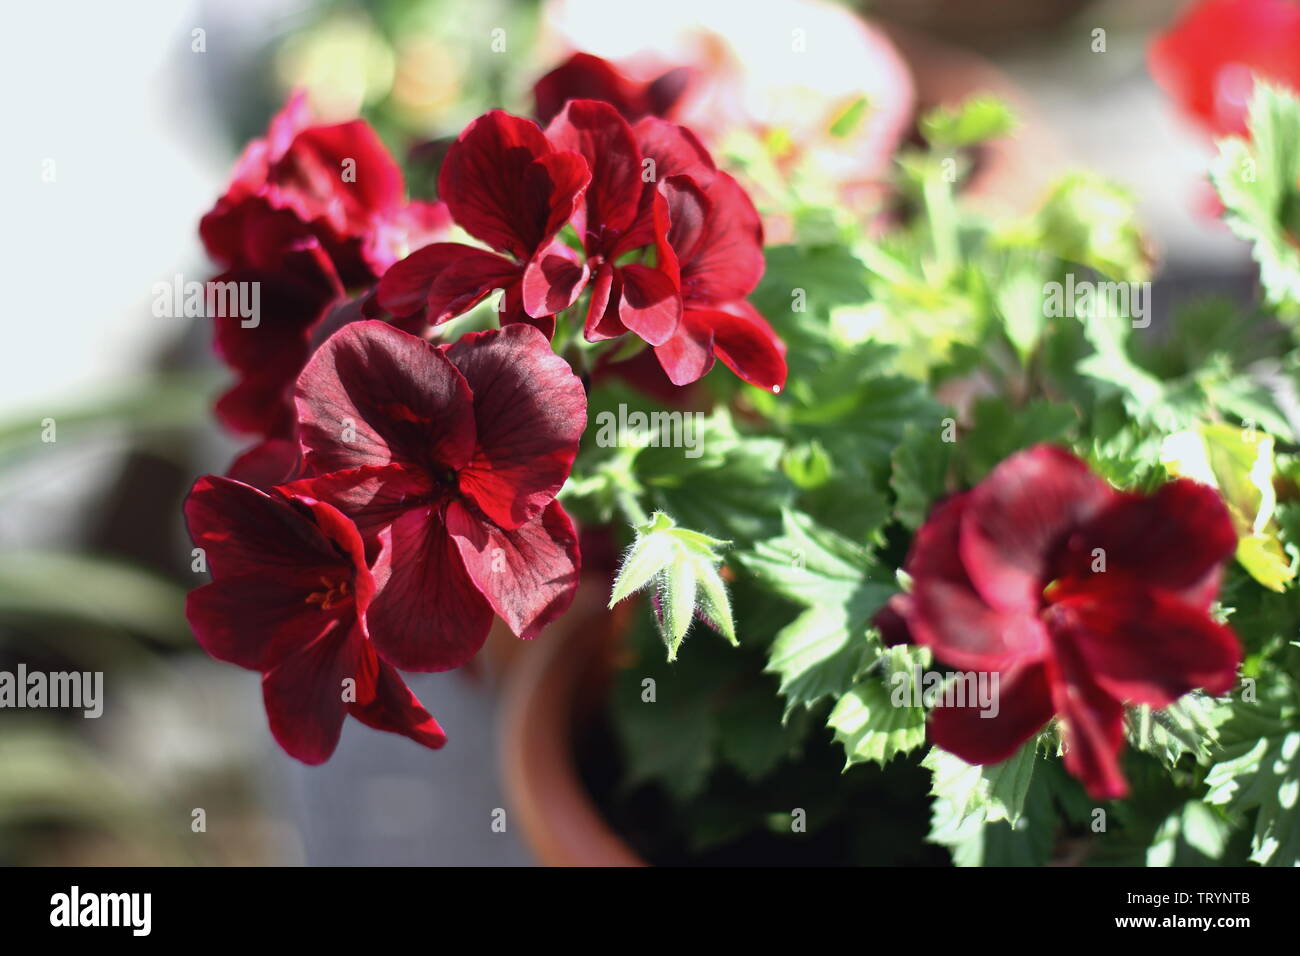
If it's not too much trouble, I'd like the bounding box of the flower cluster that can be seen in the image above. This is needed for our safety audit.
[186,319,586,763]
[888,446,1242,799]
[376,99,787,392]
[199,93,450,444]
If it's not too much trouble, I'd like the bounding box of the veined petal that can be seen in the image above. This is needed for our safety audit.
[445,499,580,640]
[294,320,477,474]
[438,110,589,259]
[447,324,587,529]
[617,263,680,346]
[349,659,448,751]
[368,508,494,672]
[545,99,643,252]
[691,301,787,392]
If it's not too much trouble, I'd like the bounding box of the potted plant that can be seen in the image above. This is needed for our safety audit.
[182,18,1300,867]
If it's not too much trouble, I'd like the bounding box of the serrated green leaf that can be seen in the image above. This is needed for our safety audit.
[1203,684,1300,866]
[1211,82,1300,311]
[827,672,925,767]
[891,422,953,530]
[737,510,894,712]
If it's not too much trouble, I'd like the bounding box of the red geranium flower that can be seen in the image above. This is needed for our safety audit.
[202,93,449,440]
[534,52,691,125]
[286,320,586,671]
[901,445,1241,799]
[376,110,591,337]
[531,99,686,348]
[184,475,446,764]
[652,168,786,391]
[1150,0,1300,138]
[202,91,448,283]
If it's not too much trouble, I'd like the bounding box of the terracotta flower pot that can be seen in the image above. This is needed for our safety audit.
[497,578,645,866]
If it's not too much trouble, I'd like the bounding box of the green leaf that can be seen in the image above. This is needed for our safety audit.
[738,510,894,713]
[891,422,954,530]
[958,396,1078,483]
[1031,172,1150,280]
[1127,694,1234,768]
[1211,82,1300,311]
[827,646,928,767]
[924,742,1049,866]
[920,96,1017,148]
[1203,683,1300,866]
[1146,801,1234,867]
[923,741,1039,833]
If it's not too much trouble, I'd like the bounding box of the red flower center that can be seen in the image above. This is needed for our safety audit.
[305,575,352,611]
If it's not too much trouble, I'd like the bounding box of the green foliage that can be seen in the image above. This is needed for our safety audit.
[737,510,893,715]
[1203,681,1300,866]
[1212,82,1300,314]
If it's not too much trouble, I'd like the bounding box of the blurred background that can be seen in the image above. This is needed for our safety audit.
[0,0,1257,865]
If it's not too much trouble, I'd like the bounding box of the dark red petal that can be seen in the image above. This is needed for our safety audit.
[906,494,1048,672]
[1048,584,1241,706]
[583,263,627,340]
[658,175,710,279]
[447,324,587,529]
[426,250,524,324]
[520,240,589,319]
[438,110,589,259]
[873,593,914,647]
[545,99,643,252]
[653,317,714,386]
[1059,479,1238,607]
[445,499,580,640]
[184,474,349,578]
[375,242,474,318]
[186,573,338,672]
[280,464,433,537]
[928,660,1054,765]
[227,438,300,489]
[676,171,765,305]
[618,263,681,346]
[633,116,716,187]
[534,53,645,124]
[1045,645,1128,800]
[295,320,477,474]
[261,618,363,765]
[368,508,494,671]
[960,445,1115,613]
[376,242,521,327]
[268,120,404,235]
[348,658,448,751]
[210,260,342,438]
[693,300,787,392]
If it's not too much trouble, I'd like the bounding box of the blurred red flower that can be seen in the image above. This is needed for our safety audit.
[900,445,1241,799]
[1150,0,1300,137]
[201,93,449,439]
